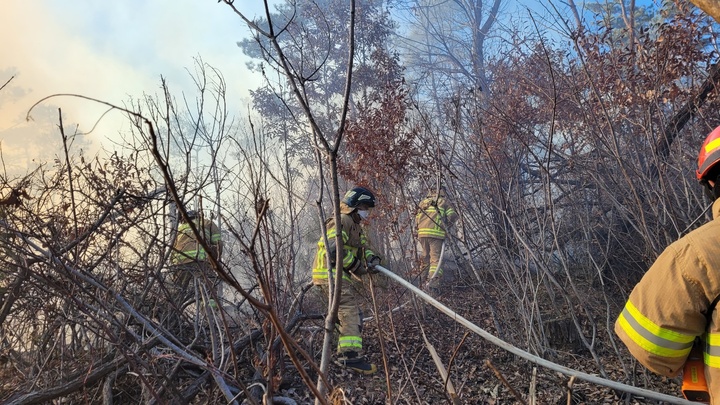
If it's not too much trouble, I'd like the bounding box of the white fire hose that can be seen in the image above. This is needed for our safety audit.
[373,264,702,405]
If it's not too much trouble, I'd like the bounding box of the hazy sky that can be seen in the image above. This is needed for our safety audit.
[0,0,648,176]
[1,1,262,175]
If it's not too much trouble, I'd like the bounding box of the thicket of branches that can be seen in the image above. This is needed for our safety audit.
[2,0,720,403]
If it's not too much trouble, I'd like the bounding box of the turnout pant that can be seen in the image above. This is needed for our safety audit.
[170,262,223,306]
[164,262,223,338]
[320,281,363,355]
[419,237,444,285]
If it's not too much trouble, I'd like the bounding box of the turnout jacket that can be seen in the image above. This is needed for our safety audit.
[171,216,222,265]
[312,211,380,285]
[416,195,457,239]
[615,198,720,402]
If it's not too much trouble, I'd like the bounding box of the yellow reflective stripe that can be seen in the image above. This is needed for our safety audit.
[312,268,351,282]
[172,249,206,261]
[617,302,694,358]
[707,332,720,347]
[617,316,689,358]
[420,206,452,217]
[324,227,357,269]
[313,234,353,281]
[177,222,220,246]
[625,301,693,344]
[418,228,445,237]
[360,233,367,245]
[327,228,349,242]
[704,352,720,369]
[705,333,720,368]
[706,137,720,154]
[342,248,356,267]
[338,336,362,349]
[313,242,328,280]
[417,207,437,222]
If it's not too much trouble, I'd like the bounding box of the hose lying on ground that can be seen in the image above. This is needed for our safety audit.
[373,265,702,405]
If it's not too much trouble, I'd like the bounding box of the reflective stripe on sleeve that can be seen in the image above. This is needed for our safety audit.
[326,227,359,270]
[705,333,720,368]
[617,301,694,358]
[342,249,356,268]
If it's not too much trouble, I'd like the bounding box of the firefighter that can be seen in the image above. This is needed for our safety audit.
[312,187,383,374]
[170,209,223,310]
[614,126,720,402]
[416,188,457,290]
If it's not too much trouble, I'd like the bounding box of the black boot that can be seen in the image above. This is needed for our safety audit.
[336,351,377,375]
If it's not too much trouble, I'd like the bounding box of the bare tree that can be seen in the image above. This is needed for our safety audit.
[0,59,324,404]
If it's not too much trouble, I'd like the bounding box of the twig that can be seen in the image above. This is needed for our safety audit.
[0,75,14,92]
[485,359,527,405]
[529,367,537,405]
[567,376,576,405]
[446,331,470,387]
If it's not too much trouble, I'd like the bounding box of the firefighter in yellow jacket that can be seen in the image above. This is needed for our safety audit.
[615,126,720,403]
[170,209,223,308]
[416,189,458,289]
[312,187,382,374]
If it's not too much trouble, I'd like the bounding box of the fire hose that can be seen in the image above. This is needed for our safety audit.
[372,264,703,405]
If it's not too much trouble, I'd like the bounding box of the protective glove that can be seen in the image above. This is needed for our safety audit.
[345,257,362,274]
[366,256,381,273]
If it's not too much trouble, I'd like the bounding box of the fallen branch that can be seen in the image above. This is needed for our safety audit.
[4,353,126,405]
[421,324,460,405]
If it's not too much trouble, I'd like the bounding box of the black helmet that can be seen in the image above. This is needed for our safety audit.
[180,209,198,222]
[342,187,376,208]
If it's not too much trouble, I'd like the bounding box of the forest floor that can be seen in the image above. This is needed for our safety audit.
[274,268,685,405]
[0,265,685,404]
